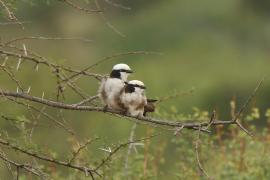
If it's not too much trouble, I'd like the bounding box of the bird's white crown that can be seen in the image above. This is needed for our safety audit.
[128,80,145,87]
[112,63,131,71]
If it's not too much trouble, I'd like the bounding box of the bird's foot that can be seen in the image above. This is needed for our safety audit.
[103,105,108,112]
[121,109,128,116]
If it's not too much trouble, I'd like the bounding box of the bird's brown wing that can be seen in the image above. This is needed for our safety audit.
[115,87,127,111]
[143,99,157,116]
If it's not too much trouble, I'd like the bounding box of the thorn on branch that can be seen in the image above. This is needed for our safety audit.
[16,57,22,71]
[174,125,184,136]
[22,44,27,56]
[203,110,216,131]
[0,0,24,29]
[2,56,8,66]
[35,63,39,71]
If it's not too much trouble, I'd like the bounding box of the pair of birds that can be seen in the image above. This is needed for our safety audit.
[98,63,156,117]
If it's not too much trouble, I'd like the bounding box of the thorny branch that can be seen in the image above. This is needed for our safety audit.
[94,134,159,171]
[4,36,93,45]
[0,151,48,179]
[59,0,102,13]
[0,89,245,133]
[0,21,31,26]
[0,138,101,178]
[68,137,99,164]
[0,0,23,29]
[0,75,264,135]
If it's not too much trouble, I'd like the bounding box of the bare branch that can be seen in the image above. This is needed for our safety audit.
[0,65,24,92]
[61,51,163,83]
[195,127,213,179]
[0,49,102,79]
[0,0,24,29]
[59,0,101,13]
[105,0,131,10]
[233,77,265,122]
[6,97,76,136]
[157,88,194,104]
[68,137,99,164]
[231,77,265,137]
[0,90,235,132]
[0,21,31,26]
[0,138,100,178]
[0,0,15,20]
[124,123,138,176]
[95,134,159,171]
[5,36,93,45]
[73,95,99,106]
[0,151,48,179]
[94,0,126,37]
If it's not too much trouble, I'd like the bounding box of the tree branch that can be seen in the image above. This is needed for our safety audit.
[0,89,240,133]
[0,138,100,178]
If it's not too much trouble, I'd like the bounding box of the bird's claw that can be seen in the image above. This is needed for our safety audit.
[103,105,108,112]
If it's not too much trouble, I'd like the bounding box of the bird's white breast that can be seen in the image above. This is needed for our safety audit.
[99,78,125,109]
[121,91,146,117]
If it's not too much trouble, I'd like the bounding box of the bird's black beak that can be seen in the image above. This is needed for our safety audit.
[127,70,134,74]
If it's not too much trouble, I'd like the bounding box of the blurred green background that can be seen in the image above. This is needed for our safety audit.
[1,0,270,179]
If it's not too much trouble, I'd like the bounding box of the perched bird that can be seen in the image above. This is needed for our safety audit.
[98,63,133,111]
[120,80,148,117]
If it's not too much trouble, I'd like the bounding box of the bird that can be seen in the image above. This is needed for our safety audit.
[98,63,133,111]
[120,80,149,117]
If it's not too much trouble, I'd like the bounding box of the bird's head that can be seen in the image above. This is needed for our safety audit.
[125,80,146,94]
[110,63,133,81]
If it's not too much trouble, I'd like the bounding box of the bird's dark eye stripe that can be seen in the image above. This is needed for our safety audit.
[119,69,133,73]
[134,85,146,89]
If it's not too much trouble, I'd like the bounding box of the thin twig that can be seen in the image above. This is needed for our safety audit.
[94,0,126,37]
[68,137,99,164]
[5,36,93,45]
[95,134,159,171]
[124,123,138,176]
[61,51,163,83]
[73,95,99,106]
[195,127,212,179]
[105,0,131,10]
[60,0,101,13]
[0,138,100,178]
[0,0,24,29]
[0,151,48,179]
[233,77,265,122]
[232,77,265,137]
[157,88,194,104]
[0,21,31,26]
